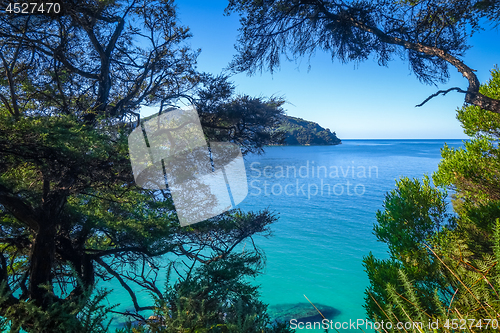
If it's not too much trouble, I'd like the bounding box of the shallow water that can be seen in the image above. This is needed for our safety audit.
[104,139,465,331]
[237,139,464,332]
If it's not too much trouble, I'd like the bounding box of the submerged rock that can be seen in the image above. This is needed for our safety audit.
[268,302,340,322]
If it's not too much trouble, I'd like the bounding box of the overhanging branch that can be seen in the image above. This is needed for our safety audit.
[416,87,468,107]
[313,1,500,113]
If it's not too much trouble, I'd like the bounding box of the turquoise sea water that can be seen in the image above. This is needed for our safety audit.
[106,139,465,331]
[236,139,465,332]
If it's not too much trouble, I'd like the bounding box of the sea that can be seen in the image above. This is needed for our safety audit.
[105,139,466,332]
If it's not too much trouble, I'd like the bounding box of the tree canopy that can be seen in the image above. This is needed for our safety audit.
[226,0,500,113]
[0,1,288,331]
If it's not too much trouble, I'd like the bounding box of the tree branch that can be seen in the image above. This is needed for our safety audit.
[0,53,20,119]
[0,253,19,307]
[0,184,39,232]
[314,1,500,113]
[95,257,154,312]
[416,87,468,107]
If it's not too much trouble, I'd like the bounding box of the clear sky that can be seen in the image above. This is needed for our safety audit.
[150,1,500,139]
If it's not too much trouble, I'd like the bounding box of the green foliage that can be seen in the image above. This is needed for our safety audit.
[0,0,291,331]
[277,116,341,146]
[435,68,500,206]
[374,176,451,260]
[455,69,500,138]
[195,76,288,154]
[226,0,492,81]
[0,283,115,333]
[116,255,293,333]
[363,68,500,331]
[226,0,500,112]
[364,177,452,323]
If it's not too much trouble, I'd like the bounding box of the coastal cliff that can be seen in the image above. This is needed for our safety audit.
[278,115,341,145]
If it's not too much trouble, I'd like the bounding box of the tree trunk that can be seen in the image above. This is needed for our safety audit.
[29,223,56,308]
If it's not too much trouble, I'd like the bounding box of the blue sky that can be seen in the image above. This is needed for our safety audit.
[154,1,500,139]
